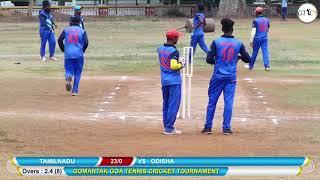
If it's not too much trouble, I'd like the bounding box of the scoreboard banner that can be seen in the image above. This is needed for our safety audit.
[7,156,313,176]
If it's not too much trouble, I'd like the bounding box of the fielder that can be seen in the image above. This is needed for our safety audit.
[58,16,89,96]
[190,3,209,55]
[249,7,271,71]
[202,18,251,135]
[157,29,185,135]
[70,6,85,29]
[39,0,58,62]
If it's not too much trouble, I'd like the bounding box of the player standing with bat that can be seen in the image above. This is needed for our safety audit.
[58,16,89,96]
[157,29,185,135]
[39,0,58,62]
[201,18,251,135]
[249,7,271,71]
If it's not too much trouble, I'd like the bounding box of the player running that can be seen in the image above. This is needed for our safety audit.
[58,16,89,96]
[190,3,209,55]
[70,6,85,29]
[157,29,186,135]
[249,7,271,71]
[201,18,251,135]
[39,0,58,62]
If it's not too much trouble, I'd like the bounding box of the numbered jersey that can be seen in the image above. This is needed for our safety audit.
[63,26,86,59]
[214,36,243,79]
[157,44,181,86]
[252,16,270,39]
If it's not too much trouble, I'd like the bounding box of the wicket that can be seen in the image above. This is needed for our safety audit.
[178,47,194,120]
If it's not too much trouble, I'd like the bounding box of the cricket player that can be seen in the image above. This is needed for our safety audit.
[157,29,185,135]
[70,6,85,29]
[39,0,58,62]
[249,7,271,71]
[281,0,288,21]
[202,18,251,135]
[58,16,89,96]
[190,3,208,55]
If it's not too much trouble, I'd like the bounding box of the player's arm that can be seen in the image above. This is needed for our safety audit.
[250,20,257,47]
[83,31,89,52]
[170,50,182,70]
[238,43,251,63]
[58,30,65,52]
[206,40,216,65]
[39,13,46,27]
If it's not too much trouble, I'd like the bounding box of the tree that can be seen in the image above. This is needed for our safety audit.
[27,0,35,16]
[218,0,247,17]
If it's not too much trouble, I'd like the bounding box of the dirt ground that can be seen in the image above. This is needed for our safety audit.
[0,67,319,179]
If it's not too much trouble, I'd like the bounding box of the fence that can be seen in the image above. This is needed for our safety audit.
[1,5,301,17]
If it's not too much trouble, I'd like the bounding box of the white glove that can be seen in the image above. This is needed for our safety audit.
[179,57,186,67]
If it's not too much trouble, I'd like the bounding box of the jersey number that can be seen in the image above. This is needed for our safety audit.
[222,47,235,62]
[68,33,79,44]
[259,23,268,32]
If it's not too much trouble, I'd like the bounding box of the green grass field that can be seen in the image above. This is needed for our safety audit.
[0,17,319,108]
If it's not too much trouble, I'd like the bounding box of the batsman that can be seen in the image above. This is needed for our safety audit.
[157,29,186,135]
[58,16,89,96]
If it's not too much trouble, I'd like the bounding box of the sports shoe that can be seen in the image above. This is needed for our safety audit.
[41,57,47,62]
[50,56,59,61]
[66,77,72,92]
[72,93,78,96]
[163,129,182,135]
[201,128,212,135]
[265,67,270,71]
[223,129,233,135]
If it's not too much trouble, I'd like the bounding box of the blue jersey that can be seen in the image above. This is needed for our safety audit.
[206,35,250,80]
[252,16,270,40]
[70,15,85,29]
[281,0,288,8]
[58,26,89,59]
[39,9,54,31]
[193,12,205,35]
[157,44,181,86]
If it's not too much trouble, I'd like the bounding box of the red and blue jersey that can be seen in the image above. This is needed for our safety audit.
[252,16,270,40]
[206,35,250,80]
[39,9,54,31]
[157,44,181,86]
[58,26,89,59]
[193,13,205,35]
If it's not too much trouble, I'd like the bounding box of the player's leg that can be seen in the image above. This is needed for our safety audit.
[64,58,73,92]
[164,84,181,134]
[222,79,237,135]
[198,35,209,54]
[72,57,84,96]
[203,77,224,133]
[48,32,57,60]
[190,35,198,54]
[162,86,169,131]
[250,39,261,70]
[261,39,270,70]
[39,30,49,61]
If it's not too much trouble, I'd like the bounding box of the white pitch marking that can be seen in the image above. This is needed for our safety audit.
[119,115,126,120]
[94,113,99,118]
[107,96,113,99]
[248,80,254,83]
[121,76,128,80]
[240,118,247,122]
[244,78,253,81]
[272,118,279,125]
[110,92,116,95]
[262,101,268,105]
[115,87,120,90]
[257,96,264,99]
[102,101,110,104]
[257,92,263,95]
[253,87,259,90]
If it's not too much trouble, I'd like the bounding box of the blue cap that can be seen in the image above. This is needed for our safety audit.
[74,6,82,11]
